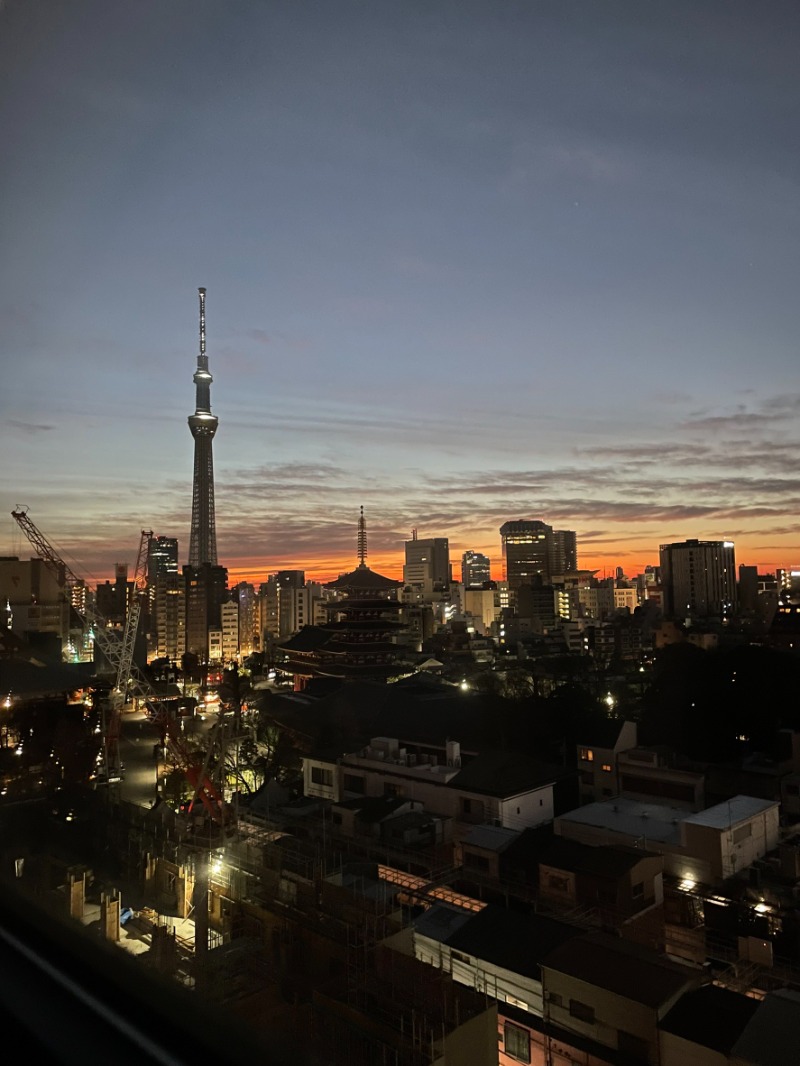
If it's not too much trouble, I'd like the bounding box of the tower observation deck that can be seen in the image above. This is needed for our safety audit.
[188,286,218,567]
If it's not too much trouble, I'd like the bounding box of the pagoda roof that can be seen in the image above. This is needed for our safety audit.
[278,625,333,653]
[324,563,402,593]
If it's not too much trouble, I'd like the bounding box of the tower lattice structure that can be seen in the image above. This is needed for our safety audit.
[188,286,218,567]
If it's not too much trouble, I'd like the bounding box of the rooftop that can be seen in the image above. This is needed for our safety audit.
[682,794,778,830]
[542,931,699,1007]
[660,984,758,1054]
[324,563,402,592]
[730,988,800,1066]
[461,824,521,853]
[540,837,660,877]
[430,903,581,980]
[447,750,563,798]
[556,796,687,845]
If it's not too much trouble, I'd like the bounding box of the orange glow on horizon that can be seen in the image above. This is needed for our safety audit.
[222,547,797,589]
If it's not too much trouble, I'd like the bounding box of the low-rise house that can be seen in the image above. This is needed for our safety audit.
[413,902,581,1018]
[554,794,780,885]
[660,984,759,1066]
[541,931,701,1065]
[618,746,706,811]
[576,719,638,803]
[446,749,568,831]
[730,987,800,1066]
[304,737,571,837]
[455,824,521,881]
[538,837,664,920]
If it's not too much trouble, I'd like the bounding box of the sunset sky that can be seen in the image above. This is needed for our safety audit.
[2,1,799,589]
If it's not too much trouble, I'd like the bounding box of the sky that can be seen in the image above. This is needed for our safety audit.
[1,0,799,588]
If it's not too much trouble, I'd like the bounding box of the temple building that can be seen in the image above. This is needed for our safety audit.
[280,509,406,688]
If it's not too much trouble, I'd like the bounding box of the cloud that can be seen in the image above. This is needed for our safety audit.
[4,419,53,434]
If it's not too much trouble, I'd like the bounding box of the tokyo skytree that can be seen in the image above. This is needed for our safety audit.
[188,287,218,567]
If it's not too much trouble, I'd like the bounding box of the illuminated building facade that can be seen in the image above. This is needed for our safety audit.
[461,550,491,587]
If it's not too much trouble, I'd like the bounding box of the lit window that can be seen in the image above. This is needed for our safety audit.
[579,748,594,762]
[601,763,612,773]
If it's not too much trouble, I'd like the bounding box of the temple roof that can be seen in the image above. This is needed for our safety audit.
[324,562,402,593]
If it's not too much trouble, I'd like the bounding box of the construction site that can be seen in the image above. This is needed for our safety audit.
[0,508,500,1066]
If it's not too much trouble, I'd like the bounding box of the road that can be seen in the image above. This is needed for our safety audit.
[116,708,217,809]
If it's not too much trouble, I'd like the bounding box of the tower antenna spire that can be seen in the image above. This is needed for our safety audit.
[198,286,206,361]
[357,506,368,567]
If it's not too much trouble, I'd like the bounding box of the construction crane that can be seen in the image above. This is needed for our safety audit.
[153,709,234,837]
[11,508,154,786]
[10,508,233,831]
[114,528,152,701]
[11,507,149,688]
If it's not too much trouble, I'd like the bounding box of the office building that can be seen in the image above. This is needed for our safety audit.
[183,562,228,660]
[403,533,450,587]
[461,550,491,586]
[549,528,578,576]
[148,536,178,579]
[659,539,736,620]
[500,519,552,588]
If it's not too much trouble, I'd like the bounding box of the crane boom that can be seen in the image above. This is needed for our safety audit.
[12,507,149,689]
[11,508,232,831]
[114,529,153,699]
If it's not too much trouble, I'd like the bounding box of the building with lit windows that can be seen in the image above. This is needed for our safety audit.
[461,550,491,587]
[499,520,577,590]
[659,539,736,621]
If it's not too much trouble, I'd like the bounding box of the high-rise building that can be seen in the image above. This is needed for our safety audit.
[154,570,185,661]
[659,539,737,620]
[499,519,577,589]
[234,581,258,655]
[148,536,179,579]
[188,287,218,567]
[183,562,228,659]
[461,550,491,586]
[550,529,577,576]
[403,533,450,587]
[499,520,552,588]
[146,536,179,656]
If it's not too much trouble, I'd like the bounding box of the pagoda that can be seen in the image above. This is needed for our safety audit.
[281,508,406,687]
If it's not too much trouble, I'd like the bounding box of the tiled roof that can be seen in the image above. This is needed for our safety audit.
[324,564,402,592]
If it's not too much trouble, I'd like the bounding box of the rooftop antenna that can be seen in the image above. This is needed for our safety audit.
[357,506,368,567]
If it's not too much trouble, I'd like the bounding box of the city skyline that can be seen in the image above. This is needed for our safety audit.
[2,2,799,586]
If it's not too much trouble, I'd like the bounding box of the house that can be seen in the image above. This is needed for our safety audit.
[413,902,581,1018]
[576,718,638,803]
[538,837,664,923]
[455,824,521,880]
[618,746,706,811]
[660,984,759,1066]
[554,794,780,885]
[303,738,572,839]
[446,749,569,832]
[540,931,701,1065]
[730,987,800,1066]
